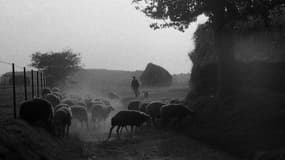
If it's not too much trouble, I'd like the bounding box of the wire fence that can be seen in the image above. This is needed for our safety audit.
[0,60,47,119]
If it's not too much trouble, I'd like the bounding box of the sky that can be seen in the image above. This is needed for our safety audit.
[0,0,205,75]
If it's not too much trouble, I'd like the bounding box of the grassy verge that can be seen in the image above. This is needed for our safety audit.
[0,119,86,160]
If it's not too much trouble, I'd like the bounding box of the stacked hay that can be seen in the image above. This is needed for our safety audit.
[140,63,172,87]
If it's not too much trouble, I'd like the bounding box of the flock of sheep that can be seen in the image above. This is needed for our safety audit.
[19,88,115,137]
[107,99,195,139]
[18,87,195,140]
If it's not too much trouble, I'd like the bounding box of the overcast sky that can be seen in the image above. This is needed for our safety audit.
[0,0,205,75]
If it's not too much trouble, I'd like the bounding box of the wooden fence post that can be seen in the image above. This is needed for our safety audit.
[23,67,27,100]
[12,63,16,119]
[36,71,39,97]
[31,70,34,98]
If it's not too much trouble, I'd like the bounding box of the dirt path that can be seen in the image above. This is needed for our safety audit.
[74,128,242,160]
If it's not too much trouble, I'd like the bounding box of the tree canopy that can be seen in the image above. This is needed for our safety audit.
[30,49,82,86]
[133,0,285,31]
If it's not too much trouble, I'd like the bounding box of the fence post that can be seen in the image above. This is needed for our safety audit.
[37,71,40,97]
[40,72,43,90]
[42,73,45,88]
[44,75,47,88]
[12,63,16,119]
[23,67,27,100]
[31,70,34,98]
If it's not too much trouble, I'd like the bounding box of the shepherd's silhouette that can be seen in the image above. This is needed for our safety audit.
[131,76,140,98]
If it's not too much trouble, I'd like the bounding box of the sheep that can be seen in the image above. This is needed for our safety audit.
[55,104,71,112]
[169,99,184,105]
[92,98,110,106]
[71,105,88,128]
[145,101,165,126]
[84,98,94,110]
[127,100,141,111]
[102,99,111,106]
[91,104,105,126]
[85,101,98,111]
[160,104,195,129]
[107,92,120,100]
[52,91,63,100]
[76,101,87,107]
[102,106,114,121]
[52,106,72,137]
[139,102,150,113]
[41,88,51,98]
[19,98,54,131]
[90,102,114,127]
[51,87,60,92]
[143,91,149,98]
[107,110,151,139]
[45,93,60,108]
[61,99,75,106]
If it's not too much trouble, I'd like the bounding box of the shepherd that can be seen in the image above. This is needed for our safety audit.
[131,76,140,98]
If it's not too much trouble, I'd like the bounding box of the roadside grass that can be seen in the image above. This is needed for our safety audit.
[0,118,85,160]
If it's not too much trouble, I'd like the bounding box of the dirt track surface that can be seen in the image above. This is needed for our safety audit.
[76,128,241,160]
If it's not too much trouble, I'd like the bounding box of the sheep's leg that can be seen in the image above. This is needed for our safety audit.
[152,117,157,127]
[62,126,65,137]
[119,126,124,134]
[66,125,70,136]
[63,126,66,137]
[124,126,129,133]
[130,126,134,137]
[92,118,96,128]
[116,126,122,139]
[64,126,66,137]
[86,120,89,129]
[107,125,115,140]
[162,119,170,131]
[60,126,64,138]
[173,117,184,129]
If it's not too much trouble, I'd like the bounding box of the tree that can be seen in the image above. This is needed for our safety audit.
[30,49,82,86]
[132,0,285,96]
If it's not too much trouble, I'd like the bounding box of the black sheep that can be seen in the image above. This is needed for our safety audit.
[19,98,54,130]
[160,104,195,128]
[52,106,72,137]
[107,110,150,139]
[127,100,141,111]
[145,101,165,126]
